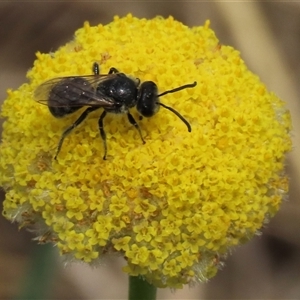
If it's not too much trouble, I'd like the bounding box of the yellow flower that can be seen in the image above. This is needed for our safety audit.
[0,14,292,288]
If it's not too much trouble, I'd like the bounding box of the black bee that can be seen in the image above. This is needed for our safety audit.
[34,62,197,160]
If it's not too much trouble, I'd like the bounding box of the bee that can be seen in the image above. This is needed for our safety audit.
[34,62,197,160]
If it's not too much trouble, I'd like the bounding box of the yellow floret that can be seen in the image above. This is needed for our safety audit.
[0,14,292,288]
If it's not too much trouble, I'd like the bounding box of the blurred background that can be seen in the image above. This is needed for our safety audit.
[0,1,299,299]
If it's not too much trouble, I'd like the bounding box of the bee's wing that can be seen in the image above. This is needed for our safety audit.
[34,74,117,108]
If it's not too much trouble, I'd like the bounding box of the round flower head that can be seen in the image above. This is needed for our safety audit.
[0,14,292,288]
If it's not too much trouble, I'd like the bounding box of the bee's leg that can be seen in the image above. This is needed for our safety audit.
[54,107,99,160]
[93,62,100,75]
[98,110,108,160]
[93,63,118,76]
[108,67,119,74]
[127,112,146,144]
[93,63,119,75]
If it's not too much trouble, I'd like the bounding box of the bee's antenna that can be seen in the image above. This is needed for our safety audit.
[157,102,191,132]
[157,81,197,97]
[156,81,196,132]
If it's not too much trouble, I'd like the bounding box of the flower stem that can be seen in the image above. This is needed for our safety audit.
[15,244,56,300]
[128,276,157,300]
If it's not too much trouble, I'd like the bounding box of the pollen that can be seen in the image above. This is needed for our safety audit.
[0,14,292,288]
